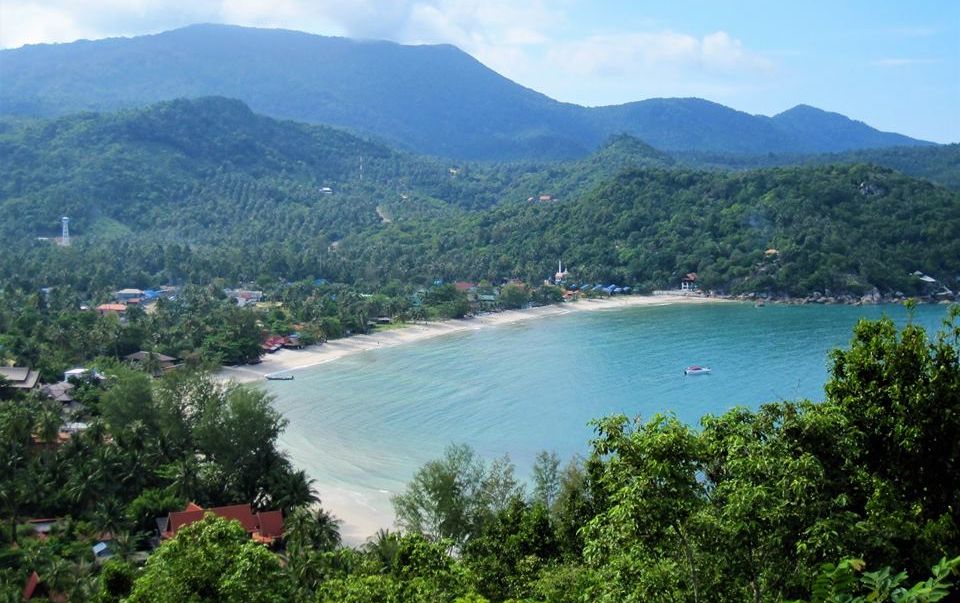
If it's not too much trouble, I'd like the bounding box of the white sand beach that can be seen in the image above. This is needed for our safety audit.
[214,294,725,385]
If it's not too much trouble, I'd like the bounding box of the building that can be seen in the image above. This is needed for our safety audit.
[538,194,555,202]
[681,273,698,291]
[0,366,40,391]
[554,260,569,283]
[224,289,264,308]
[115,288,145,302]
[40,381,75,403]
[124,351,178,375]
[92,541,113,564]
[158,502,284,545]
[96,303,127,317]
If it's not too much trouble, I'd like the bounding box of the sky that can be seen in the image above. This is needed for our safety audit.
[1,0,958,142]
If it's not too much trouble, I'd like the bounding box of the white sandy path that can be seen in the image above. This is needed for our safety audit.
[213,295,724,384]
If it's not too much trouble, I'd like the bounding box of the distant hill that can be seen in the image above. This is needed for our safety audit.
[0,99,956,298]
[674,143,960,190]
[0,99,680,246]
[0,24,933,160]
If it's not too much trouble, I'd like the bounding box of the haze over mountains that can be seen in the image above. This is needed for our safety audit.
[0,23,932,161]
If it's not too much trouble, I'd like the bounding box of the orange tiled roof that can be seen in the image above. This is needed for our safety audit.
[164,503,283,542]
[96,304,127,312]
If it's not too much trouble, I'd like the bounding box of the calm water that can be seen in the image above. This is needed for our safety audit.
[267,302,951,541]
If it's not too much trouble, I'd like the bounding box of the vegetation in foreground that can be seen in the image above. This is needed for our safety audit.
[1,308,958,601]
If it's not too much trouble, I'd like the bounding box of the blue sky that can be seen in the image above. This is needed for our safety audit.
[1,0,957,142]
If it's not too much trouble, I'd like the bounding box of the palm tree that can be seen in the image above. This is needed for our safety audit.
[111,530,136,561]
[159,455,202,502]
[285,506,342,553]
[35,405,62,445]
[43,557,72,596]
[92,498,128,539]
[67,560,97,602]
[141,351,164,377]
[1,403,33,543]
[271,469,320,514]
[363,528,401,573]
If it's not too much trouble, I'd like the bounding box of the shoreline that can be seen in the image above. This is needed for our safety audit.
[213,294,726,384]
[216,295,949,545]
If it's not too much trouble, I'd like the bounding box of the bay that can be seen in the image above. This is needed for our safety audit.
[266,301,951,541]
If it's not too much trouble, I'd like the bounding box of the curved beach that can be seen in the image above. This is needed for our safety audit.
[214,295,723,384]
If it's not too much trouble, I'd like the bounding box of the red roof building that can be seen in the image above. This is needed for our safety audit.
[96,303,127,316]
[161,503,283,545]
[22,571,39,600]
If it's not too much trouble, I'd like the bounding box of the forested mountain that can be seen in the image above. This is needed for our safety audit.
[0,99,957,300]
[0,24,932,160]
[675,143,960,190]
[341,164,960,295]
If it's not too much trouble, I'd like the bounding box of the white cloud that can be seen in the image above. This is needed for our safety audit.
[549,30,775,78]
[0,1,777,109]
[0,0,217,48]
[0,3,97,48]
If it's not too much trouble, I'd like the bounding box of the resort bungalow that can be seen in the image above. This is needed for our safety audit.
[0,366,40,392]
[681,273,699,292]
[158,502,284,546]
[40,381,75,403]
[96,303,127,318]
[124,351,179,375]
[115,288,145,303]
[225,288,264,308]
[912,271,954,297]
[262,335,287,353]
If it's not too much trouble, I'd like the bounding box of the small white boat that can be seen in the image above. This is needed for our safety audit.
[265,374,294,381]
[684,366,711,376]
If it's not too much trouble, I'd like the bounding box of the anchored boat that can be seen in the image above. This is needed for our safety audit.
[684,366,712,376]
[265,373,294,381]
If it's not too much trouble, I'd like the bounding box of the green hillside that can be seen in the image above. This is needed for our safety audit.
[675,143,960,190]
[339,165,960,296]
[0,99,956,298]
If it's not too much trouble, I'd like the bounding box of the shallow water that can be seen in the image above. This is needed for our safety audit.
[267,302,951,541]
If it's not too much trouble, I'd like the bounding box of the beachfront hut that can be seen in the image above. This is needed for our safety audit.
[124,351,178,375]
[0,366,40,391]
[681,273,698,291]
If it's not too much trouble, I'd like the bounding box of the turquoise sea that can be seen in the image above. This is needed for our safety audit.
[266,302,952,541]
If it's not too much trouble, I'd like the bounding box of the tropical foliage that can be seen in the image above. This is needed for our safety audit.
[1,310,958,601]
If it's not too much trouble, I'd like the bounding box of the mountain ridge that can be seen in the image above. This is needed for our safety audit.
[0,24,933,160]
